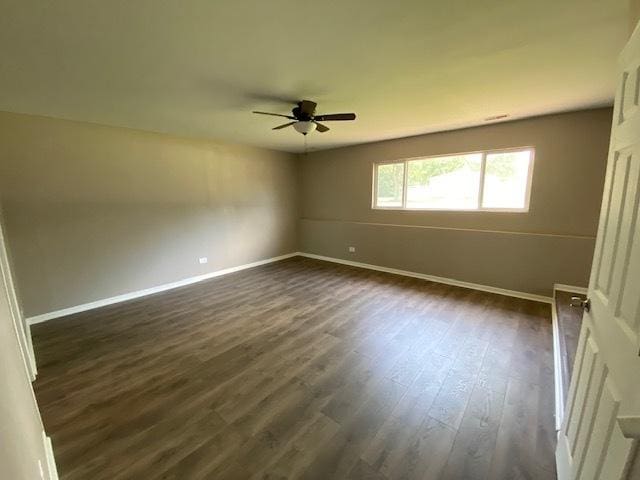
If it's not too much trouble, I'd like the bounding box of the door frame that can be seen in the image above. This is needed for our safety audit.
[0,211,37,380]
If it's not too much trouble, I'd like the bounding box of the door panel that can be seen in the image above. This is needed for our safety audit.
[619,67,639,122]
[594,150,629,298]
[580,377,621,480]
[613,148,640,336]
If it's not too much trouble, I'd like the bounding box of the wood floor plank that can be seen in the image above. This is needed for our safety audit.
[31,256,556,479]
[362,353,454,472]
[300,377,406,479]
[488,377,556,480]
[381,416,457,480]
[440,379,506,480]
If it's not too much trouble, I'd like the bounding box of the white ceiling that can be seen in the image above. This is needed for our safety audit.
[0,0,629,153]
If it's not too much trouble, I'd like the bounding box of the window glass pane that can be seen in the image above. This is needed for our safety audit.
[481,150,532,209]
[406,154,482,209]
[376,162,405,207]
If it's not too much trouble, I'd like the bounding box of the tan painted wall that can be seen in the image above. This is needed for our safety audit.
[0,111,298,317]
[632,0,640,32]
[0,236,51,479]
[299,108,612,296]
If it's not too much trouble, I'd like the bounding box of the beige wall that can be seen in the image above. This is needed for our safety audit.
[0,240,51,479]
[632,0,640,32]
[0,107,613,311]
[299,108,612,296]
[0,111,298,317]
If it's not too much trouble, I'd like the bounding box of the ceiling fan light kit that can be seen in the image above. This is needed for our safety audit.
[293,121,317,135]
[253,100,356,135]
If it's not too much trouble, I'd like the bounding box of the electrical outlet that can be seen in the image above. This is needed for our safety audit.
[198,257,208,264]
[348,246,356,253]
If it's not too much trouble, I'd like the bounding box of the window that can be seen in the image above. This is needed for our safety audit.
[375,162,405,207]
[406,153,482,209]
[373,148,534,211]
[481,150,532,209]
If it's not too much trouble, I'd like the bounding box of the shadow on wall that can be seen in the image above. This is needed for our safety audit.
[0,111,298,317]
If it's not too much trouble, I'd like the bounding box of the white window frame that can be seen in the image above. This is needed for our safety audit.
[371,146,535,212]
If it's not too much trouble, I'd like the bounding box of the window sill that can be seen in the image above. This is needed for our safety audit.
[371,206,530,213]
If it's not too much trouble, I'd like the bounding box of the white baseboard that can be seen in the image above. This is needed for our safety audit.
[27,250,555,325]
[43,432,58,480]
[298,252,552,304]
[555,434,571,480]
[553,283,588,295]
[551,297,565,431]
[27,253,299,325]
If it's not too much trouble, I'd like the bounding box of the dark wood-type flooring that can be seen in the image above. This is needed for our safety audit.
[554,290,586,402]
[32,256,557,480]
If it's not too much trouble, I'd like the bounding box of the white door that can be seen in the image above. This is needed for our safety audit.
[556,22,640,480]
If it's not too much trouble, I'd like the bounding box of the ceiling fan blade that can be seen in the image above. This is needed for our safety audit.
[298,100,317,116]
[314,122,330,133]
[313,113,356,121]
[272,122,296,130]
[253,111,296,119]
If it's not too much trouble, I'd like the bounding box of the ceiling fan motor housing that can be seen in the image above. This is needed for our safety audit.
[292,102,315,121]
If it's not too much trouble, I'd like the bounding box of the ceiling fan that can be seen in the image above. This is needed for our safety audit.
[253,100,356,135]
